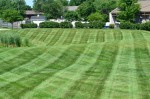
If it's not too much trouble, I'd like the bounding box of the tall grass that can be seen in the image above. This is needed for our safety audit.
[0,32,29,47]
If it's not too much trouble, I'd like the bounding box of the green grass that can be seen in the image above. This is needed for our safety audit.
[0,28,150,99]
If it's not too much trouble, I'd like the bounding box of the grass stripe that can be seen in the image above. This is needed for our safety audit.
[0,45,86,99]
[0,46,68,88]
[104,30,114,42]
[47,29,64,46]
[54,29,71,45]
[72,29,84,44]
[0,47,45,75]
[96,30,105,42]
[63,29,76,45]
[22,44,103,99]
[132,31,150,99]
[79,30,90,44]
[63,42,118,99]
[38,29,52,42]
[113,30,123,41]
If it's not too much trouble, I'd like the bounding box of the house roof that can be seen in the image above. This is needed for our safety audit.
[111,1,150,13]
[140,1,150,12]
[67,6,78,11]
[25,10,44,15]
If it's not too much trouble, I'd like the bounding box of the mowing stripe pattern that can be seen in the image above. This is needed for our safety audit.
[0,29,150,99]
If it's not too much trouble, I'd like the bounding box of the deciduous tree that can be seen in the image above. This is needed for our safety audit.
[2,10,23,29]
[117,0,140,23]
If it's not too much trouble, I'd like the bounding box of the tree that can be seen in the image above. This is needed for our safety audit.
[0,0,27,18]
[2,10,23,29]
[87,12,105,21]
[33,0,63,19]
[65,11,80,21]
[117,0,140,23]
[69,0,87,6]
[77,1,96,20]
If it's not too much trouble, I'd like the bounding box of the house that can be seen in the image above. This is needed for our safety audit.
[30,15,46,27]
[25,10,44,19]
[109,1,150,24]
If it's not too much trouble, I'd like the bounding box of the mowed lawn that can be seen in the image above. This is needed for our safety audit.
[0,28,150,99]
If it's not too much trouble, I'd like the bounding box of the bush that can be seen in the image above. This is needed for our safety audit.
[119,22,150,31]
[89,21,105,29]
[39,21,60,28]
[119,22,140,30]
[140,22,150,31]
[75,22,84,28]
[0,32,29,47]
[21,23,37,28]
[60,22,73,28]
[109,24,115,29]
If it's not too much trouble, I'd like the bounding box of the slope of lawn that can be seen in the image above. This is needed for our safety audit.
[0,28,150,99]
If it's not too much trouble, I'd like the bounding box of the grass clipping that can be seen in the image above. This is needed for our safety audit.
[0,32,29,47]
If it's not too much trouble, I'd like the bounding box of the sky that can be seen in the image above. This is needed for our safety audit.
[25,0,33,7]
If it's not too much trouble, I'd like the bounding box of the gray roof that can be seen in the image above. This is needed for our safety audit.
[67,6,78,11]
[111,1,150,13]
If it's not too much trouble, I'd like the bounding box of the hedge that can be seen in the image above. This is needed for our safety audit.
[60,22,73,28]
[89,21,105,29]
[120,22,150,31]
[21,23,37,28]
[39,21,60,28]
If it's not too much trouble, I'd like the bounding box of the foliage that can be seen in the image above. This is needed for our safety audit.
[117,0,140,23]
[21,23,38,28]
[69,0,87,6]
[109,24,115,29]
[77,1,96,20]
[119,22,148,30]
[0,0,28,17]
[75,22,89,28]
[120,22,137,29]
[39,21,60,28]
[1,9,23,29]
[33,0,63,19]
[75,22,84,28]
[60,22,73,28]
[87,12,105,21]
[94,0,117,14]
[65,11,81,21]
[89,21,105,29]
[140,22,150,31]
[0,32,29,47]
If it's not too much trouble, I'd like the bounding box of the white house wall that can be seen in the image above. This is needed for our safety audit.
[109,12,115,24]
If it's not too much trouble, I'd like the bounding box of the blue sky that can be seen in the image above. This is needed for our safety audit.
[25,0,33,7]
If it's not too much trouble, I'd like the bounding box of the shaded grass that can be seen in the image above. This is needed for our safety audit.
[47,29,64,45]
[0,45,86,99]
[132,31,150,99]
[63,42,118,99]
[96,30,105,42]
[63,29,76,45]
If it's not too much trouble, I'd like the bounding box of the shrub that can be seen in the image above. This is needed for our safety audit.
[39,21,60,28]
[120,22,146,30]
[89,21,105,29]
[83,23,89,28]
[109,24,115,29]
[0,32,29,47]
[75,22,84,28]
[21,23,37,28]
[60,22,73,28]
[140,22,150,31]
